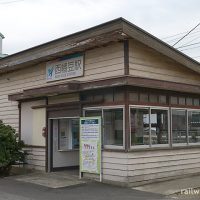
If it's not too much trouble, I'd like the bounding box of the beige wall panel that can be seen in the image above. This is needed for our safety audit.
[129,39,200,85]
[102,174,128,183]
[129,68,200,85]
[103,157,128,164]
[24,147,46,171]
[21,100,46,145]
[127,148,200,158]
[128,158,200,171]
[103,169,127,176]
[103,163,128,170]
[128,154,200,165]
[103,151,128,159]
[128,162,200,176]
[0,42,123,132]
[48,93,79,105]
[128,168,200,184]
[32,108,46,146]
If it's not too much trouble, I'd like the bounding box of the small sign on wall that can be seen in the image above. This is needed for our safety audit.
[46,54,84,81]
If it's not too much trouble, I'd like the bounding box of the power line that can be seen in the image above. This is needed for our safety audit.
[164,30,200,43]
[173,22,200,47]
[178,36,200,47]
[179,45,200,51]
[162,29,200,41]
[177,41,200,49]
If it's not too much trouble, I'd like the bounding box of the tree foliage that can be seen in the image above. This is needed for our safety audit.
[0,120,25,176]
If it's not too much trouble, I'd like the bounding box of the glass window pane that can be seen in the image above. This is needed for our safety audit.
[129,92,139,102]
[150,109,168,145]
[170,96,178,105]
[104,90,113,102]
[81,93,93,101]
[93,94,103,101]
[194,98,200,106]
[71,119,79,149]
[57,118,80,150]
[179,97,185,105]
[104,109,123,146]
[114,91,124,102]
[149,94,158,103]
[140,93,148,102]
[188,111,200,143]
[186,98,193,106]
[172,110,187,143]
[131,108,149,146]
[159,95,167,104]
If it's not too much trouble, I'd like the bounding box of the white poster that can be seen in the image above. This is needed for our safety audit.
[81,141,98,172]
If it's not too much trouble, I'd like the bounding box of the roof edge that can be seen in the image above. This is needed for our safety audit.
[0,32,4,39]
[0,17,124,61]
[121,18,200,69]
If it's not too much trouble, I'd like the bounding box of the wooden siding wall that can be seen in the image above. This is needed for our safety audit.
[0,42,124,133]
[102,148,200,186]
[103,152,128,184]
[129,39,200,86]
[24,147,46,171]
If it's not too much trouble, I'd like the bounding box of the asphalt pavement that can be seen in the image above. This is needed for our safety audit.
[0,177,170,200]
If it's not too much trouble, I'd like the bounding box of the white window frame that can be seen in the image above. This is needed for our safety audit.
[83,105,125,149]
[130,105,170,149]
[170,107,200,147]
[171,108,188,147]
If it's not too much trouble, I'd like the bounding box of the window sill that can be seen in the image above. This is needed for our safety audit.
[103,145,125,151]
[57,149,79,152]
[129,144,200,152]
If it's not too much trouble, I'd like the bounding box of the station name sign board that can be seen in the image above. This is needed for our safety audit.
[46,54,84,81]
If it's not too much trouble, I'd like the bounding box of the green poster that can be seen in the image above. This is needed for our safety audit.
[80,117,101,175]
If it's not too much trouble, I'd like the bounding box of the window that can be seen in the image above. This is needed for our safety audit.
[149,94,158,103]
[170,96,178,105]
[193,99,200,106]
[129,92,139,102]
[179,97,186,105]
[151,109,169,145]
[186,98,193,106]
[131,107,169,147]
[172,110,187,144]
[131,108,149,145]
[159,95,167,104]
[104,109,123,146]
[140,93,148,102]
[104,89,114,102]
[84,107,124,147]
[53,118,79,151]
[188,111,200,143]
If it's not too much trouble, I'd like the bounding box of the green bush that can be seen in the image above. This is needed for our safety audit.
[0,120,25,176]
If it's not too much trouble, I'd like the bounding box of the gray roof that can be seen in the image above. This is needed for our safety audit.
[0,18,199,74]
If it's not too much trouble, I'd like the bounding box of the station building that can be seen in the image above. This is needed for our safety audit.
[0,18,200,186]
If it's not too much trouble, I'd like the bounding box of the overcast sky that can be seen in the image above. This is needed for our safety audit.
[0,0,200,61]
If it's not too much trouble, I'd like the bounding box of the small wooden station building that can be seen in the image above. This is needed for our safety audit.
[0,18,200,186]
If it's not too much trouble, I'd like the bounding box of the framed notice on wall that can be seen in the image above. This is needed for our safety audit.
[79,117,101,181]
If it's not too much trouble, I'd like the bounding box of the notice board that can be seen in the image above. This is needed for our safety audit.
[79,117,101,180]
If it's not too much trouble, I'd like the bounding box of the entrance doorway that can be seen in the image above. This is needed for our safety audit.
[48,117,80,172]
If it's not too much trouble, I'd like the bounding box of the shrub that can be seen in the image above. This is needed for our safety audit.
[0,120,25,176]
